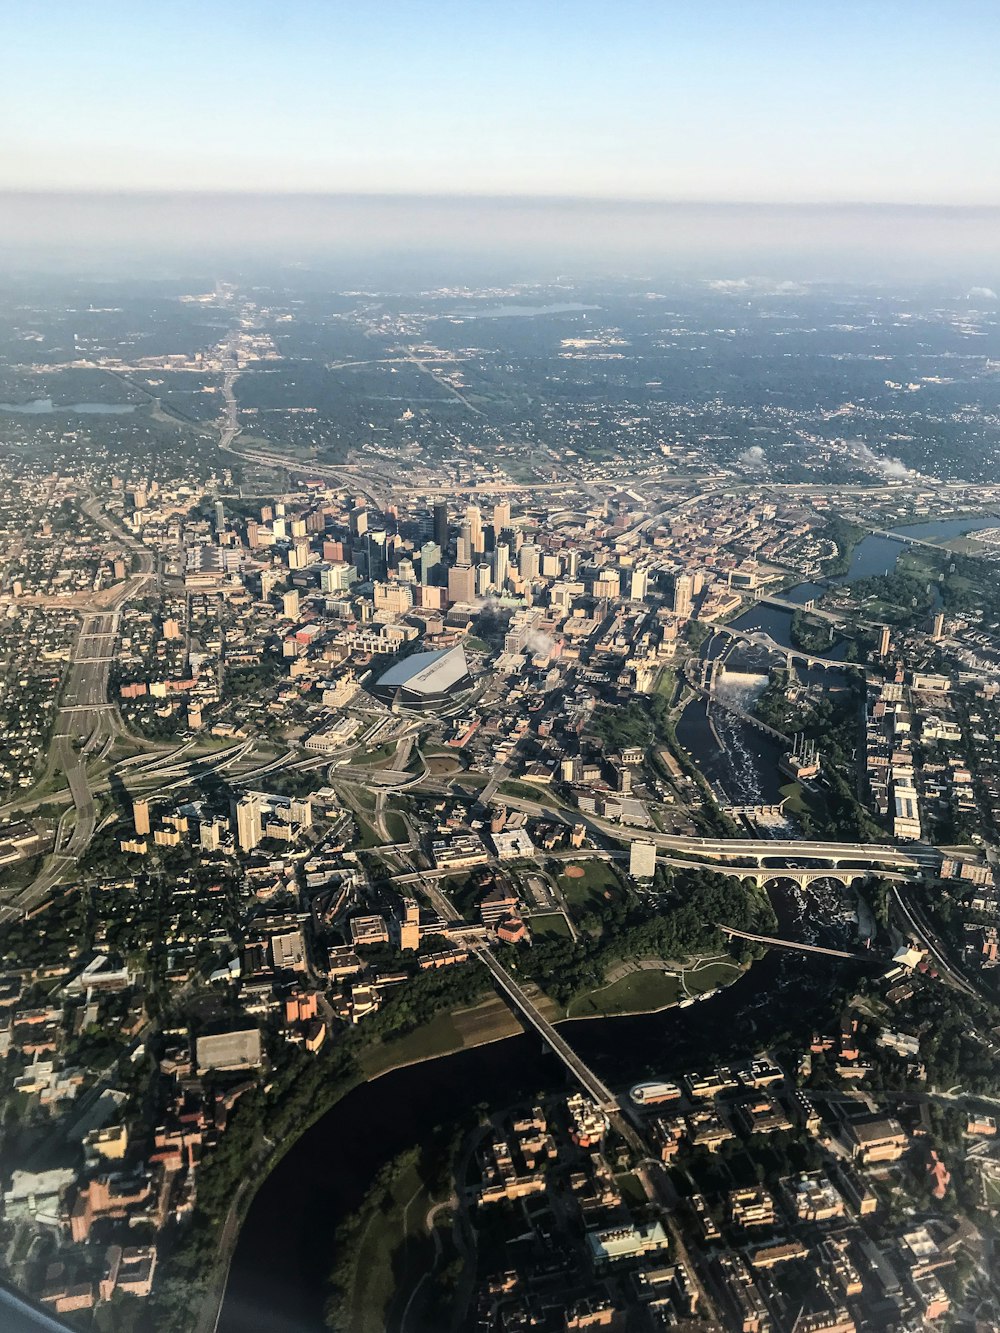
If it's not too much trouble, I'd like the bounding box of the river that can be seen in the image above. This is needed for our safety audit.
[219,882,871,1333]
[220,513,993,1330]
[676,513,1000,807]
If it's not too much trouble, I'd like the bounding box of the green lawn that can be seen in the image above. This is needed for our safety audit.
[353,814,382,848]
[655,668,677,699]
[567,968,680,1018]
[682,958,742,994]
[384,811,408,843]
[558,860,622,913]
[498,778,556,802]
[349,1157,437,1333]
[528,912,573,940]
[352,740,400,767]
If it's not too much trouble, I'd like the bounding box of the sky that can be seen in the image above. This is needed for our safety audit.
[3,0,999,204]
[1,2,998,275]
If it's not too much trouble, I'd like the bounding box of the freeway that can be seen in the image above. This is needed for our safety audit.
[600,829,939,870]
[890,883,979,999]
[0,498,159,920]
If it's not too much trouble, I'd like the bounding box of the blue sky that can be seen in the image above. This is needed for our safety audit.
[3,0,998,203]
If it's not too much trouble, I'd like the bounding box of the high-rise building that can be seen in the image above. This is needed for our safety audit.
[932,612,944,641]
[492,500,511,539]
[466,504,484,555]
[397,900,421,951]
[260,568,279,600]
[214,500,225,533]
[673,573,693,617]
[475,564,491,597]
[630,567,649,601]
[246,519,260,549]
[629,841,657,879]
[519,543,540,580]
[133,799,150,837]
[879,625,891,657]
[235,794,262,851]
[365,531,388,581]
[493,541,510,590]
[433,500,449,551]
[455,535,471,567]
[448,564,476,603]
[282,589,300,619]
[321,562,353,593]
[349,505,368,538]
[420,541,441,585]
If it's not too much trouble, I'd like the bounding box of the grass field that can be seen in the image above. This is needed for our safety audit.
[528,911,573,940]
[351,740,400,767]
[383,811,408,843]
[567,968,680,1018]
[498,778,557,802]
[682,958,742,994]
[359,993,525,1080]
[348,1155,437,1333]
[558,860,622,914]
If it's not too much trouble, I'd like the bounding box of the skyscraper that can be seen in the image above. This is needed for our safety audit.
[492,500,511,539]
[133,799,150,837]
[466,504,484,555]
[420,540,441,585]
[448,564,476,603]
[493,541,510,590]
[673,573,693,617]
[519,543,540,580]
[433,500,449,552]
[630,567,649,601]
[235,794,262,851]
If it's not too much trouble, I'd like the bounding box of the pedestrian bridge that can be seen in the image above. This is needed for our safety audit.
[719,924,872,961]
[475,946,619,1112]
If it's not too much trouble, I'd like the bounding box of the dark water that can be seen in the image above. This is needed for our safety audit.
[813,514,1000,589]
[728,603,850,660]
[675,694,786,806]
[220,881,862,1333]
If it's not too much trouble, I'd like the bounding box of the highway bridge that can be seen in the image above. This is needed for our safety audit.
[719,925,870,961]
[476,947,618,1112]
[628,832,937,870]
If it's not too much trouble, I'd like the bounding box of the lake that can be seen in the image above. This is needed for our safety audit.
[0,398,137,415]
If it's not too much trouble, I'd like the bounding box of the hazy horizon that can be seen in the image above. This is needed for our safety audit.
[1,191,999,285]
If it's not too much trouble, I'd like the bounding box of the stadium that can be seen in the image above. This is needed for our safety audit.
[370,644,473,712]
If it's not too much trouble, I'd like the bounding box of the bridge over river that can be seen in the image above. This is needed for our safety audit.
[475,946,619,1112]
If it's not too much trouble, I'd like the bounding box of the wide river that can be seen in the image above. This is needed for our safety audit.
[220,514,995,1331]
[220,884,870,1333]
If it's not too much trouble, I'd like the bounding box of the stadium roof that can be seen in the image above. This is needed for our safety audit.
[376,645,470,697]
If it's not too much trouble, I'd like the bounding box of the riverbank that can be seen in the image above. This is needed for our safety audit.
[200,965,730,1327]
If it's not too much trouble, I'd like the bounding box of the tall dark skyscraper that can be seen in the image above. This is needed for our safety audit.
[433,500,449,553]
